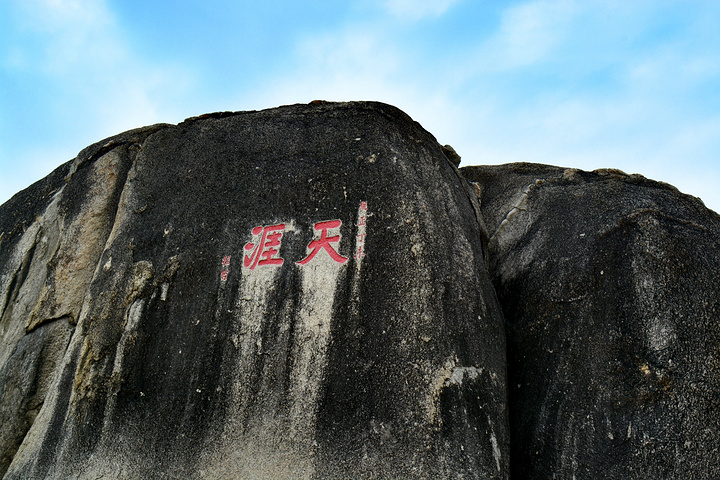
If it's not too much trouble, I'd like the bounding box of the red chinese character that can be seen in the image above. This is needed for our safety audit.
[244,224,286,270]
[297,220,348,265]
[360,201,368,210]
[220,256,231,281]
[356,233,366,242]
[354,245,365,260]
[358,215,366,227]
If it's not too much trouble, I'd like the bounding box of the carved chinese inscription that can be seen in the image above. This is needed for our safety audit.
[243,223,286,270]
[297,220,348,265]
[220,255,231,281]
[223,201,368,278]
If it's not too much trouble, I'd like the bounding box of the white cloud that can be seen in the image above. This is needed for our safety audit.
[437,0,720,213]
[467,0,576,72]
[627,48,720,96]
[11,4,192,124]
[0,0,198,205]
[9,0,114,72]
[3,0,718,216]
[494,0,573,67]
[235,25,468,151]
[13,0,110,30]
[382,0,462,21]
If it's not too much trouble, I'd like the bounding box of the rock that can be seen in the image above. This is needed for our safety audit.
[0,124,164,477]
[440,144,461,167]
[0,102,508,479]
[462,163,720,479]
[5,100,720,479]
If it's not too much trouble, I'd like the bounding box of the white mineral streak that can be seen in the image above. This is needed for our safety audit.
[348,202,367,320]
[428,357,458,422]
[354,202,367,273]
[230,220,298,413]
[488,417,501,472]
[233,265,279,415]
[449,366,483,385]
[647,316,676,352]
[490,180,540,246]
[489,179,550,283]
[207,220,344,479]
[204,264,284,478]
[100,297,146,435]
[112,298,145,376]
[288,253,344,440]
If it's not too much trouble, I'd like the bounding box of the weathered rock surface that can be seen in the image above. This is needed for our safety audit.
[0,102,508,479]
[0,125,164,477]
[462,164,720,478]
[3,101,720,479]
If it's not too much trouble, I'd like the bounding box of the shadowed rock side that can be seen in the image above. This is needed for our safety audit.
[462,164,720,479]
[1,102,508,479]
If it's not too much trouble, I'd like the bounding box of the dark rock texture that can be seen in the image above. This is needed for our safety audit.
[3,101,720,479]
[0,102,508,479]
[462,164,720,479]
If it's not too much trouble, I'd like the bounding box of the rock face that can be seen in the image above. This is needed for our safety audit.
[462,164,720,479]
[0,103,508,479]
[1,102,720,479]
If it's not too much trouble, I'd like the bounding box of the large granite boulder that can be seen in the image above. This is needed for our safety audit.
[0,102,508,479]
[462,164,720,479]
[3,100,720,479]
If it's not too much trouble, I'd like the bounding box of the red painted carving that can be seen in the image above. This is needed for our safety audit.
[220,255,231,281]
[243,224,286,270]
[297,220,348,265]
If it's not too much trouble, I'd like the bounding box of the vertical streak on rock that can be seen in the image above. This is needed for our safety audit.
[0,193,64,479]
[353,202,368,274]
[100,296,147,435]
[0,219,46,368]
[27,150,127,332]
[347,202,368,335]
[630,215,678,355]
[289,259,344,443]
[232,266,281,426]
[203,265,291,478]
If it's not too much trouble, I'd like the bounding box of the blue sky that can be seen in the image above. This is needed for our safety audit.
[2,0,720,212]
